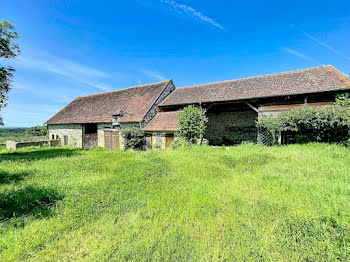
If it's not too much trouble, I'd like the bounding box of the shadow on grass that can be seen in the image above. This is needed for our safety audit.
[0,170,32,185]
[0,148,81,162]
[0,185,63,222]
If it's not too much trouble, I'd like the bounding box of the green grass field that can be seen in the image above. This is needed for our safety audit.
[0,133,47,145]
[0,144,350,261]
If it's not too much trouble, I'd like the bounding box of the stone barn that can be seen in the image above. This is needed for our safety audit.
[45,80,175,149]
[46,65,350,148]
[150,65,350,146]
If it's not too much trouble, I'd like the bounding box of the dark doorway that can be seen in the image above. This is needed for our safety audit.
[83,124,98,149]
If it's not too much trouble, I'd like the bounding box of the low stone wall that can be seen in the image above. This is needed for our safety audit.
[6,140,49,150]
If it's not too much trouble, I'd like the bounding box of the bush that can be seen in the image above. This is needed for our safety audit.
[178,106,208,144]
[335,92,350,107]
[121,127,146,150]
[257,105,350,144]
[171,136,192,149]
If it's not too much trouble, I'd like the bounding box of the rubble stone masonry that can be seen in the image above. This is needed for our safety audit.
[205,111,257,145]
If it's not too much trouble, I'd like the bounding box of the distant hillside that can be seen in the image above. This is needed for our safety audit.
[0,127,28,134]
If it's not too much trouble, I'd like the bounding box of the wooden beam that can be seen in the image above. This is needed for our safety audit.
[245,102,259,113]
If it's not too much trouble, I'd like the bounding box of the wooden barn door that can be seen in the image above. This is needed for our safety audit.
[104,130,120,149]
[104,131,112,149]
[111,131,120,149]
[83,124,98,149]
[165,133,174,148]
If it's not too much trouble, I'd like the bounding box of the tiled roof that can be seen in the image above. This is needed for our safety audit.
[160,66,350,107]
[144,111,179,132]
[45,80,171,124]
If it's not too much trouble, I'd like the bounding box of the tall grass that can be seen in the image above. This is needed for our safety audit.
[0,144,349,261]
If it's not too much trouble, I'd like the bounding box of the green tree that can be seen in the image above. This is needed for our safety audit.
[0,20,20,125]
[178,105,208,144]
[25,126,48,136]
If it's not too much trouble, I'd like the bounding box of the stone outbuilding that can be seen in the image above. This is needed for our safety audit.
[45,65,350,148]
[45,80,175,149]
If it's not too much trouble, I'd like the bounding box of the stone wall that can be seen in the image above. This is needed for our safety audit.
[205,111,258,145]
[48,123,115,148]
[6,140,49,150]
[47,124,83,147]
[151,132,166,149]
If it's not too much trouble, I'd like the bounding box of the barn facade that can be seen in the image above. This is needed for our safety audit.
[45,80,175,149]
[45,66,350,149]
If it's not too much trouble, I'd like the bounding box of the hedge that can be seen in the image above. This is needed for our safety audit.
[257,105,350,144]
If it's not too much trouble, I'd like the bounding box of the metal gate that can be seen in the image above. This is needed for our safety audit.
[104,130,120,149]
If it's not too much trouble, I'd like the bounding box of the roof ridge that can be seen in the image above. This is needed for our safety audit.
[177,65,333,90]
[78,80,171,98]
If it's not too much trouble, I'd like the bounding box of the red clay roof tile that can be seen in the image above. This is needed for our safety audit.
[45,80,171,124]
[144,111,179,132]
[160,66,350,107]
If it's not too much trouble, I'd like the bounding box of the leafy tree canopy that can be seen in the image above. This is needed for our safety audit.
[25,126,48,137]
[178,105,208,144]
[0,20,20,125]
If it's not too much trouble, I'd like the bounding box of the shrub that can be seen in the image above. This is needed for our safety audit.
[178,106,208,144]
[121,127,146,150]
[171,136,192,149]
[335,92,350,107]
[257,105,350,144]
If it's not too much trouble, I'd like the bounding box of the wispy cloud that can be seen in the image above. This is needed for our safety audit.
[16,51,112,91]
[139,68,167,81]
[290,25,350,62]
[283,47,318,63]
[160,0,224,30]
[301,31,350,61]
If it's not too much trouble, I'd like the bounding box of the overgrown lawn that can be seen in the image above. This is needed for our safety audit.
[0,144,349,261]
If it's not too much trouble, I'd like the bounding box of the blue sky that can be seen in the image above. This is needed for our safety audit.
[1,0,350,127]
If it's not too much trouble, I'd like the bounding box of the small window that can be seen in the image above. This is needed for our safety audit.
[52,135,54,140]
[63,135,68,145]
[56,135,59,139]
